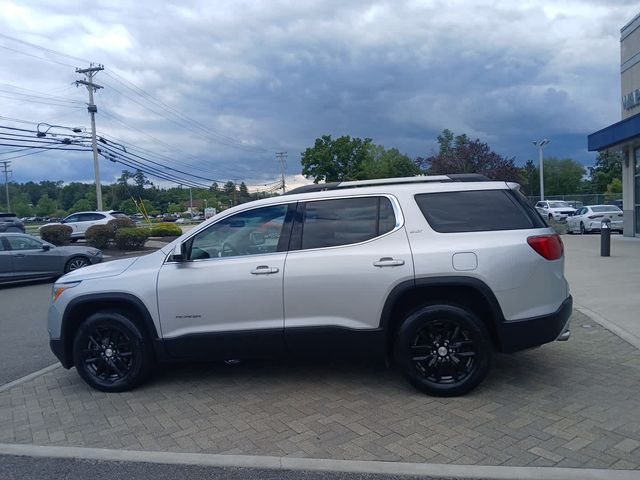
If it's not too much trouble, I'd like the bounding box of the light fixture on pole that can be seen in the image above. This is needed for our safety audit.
[533,139,550,201]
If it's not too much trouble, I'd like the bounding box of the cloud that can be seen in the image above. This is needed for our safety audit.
[1,0,639,186]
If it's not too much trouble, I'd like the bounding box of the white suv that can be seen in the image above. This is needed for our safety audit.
[534,201,576,222]
[48,175,572,396]
[41,210,128,240]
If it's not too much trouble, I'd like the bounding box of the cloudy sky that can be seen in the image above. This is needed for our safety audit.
[0,0,638,188]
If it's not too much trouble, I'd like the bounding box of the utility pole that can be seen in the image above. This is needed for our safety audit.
[189,187,193,217]
[1,161,11,211]
[76,64,104,210]
[276,151,287,193]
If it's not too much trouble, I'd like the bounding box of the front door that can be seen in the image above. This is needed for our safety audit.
[4,235,60,279]
[0,237,14,281]
[157,203,294,360]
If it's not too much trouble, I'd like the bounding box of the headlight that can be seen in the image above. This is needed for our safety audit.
[52,281,81,302]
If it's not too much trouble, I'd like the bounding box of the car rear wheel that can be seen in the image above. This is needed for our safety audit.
[64,256,89,273]
[72,311,153,392]
[394,304,492,397]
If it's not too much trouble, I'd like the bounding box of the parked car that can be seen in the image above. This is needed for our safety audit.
[608,199,623,210]
[48,175,571,396]
[40,211,128,240]
[534,201,576,222]
[567,205,624,234]
[0,213,25,233]
[0,233,102,284]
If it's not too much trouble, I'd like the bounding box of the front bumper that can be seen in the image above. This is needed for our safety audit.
[497,296,573,353]
[49,339,72,368]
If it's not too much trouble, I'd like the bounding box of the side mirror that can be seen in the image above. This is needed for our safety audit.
[250,231,265,245]
[42,244,51,251]
[171,243,188,262]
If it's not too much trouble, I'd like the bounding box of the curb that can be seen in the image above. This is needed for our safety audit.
[0,364,60,393]
[0,443,638,480]
[575,305,640,351]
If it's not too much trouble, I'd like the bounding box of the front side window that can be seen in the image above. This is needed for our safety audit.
[63,215,79,223]
[188,204,289,260]
[299,196,396,250]
[6,235,42,251]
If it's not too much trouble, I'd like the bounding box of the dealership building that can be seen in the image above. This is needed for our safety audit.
[588,13,640,237]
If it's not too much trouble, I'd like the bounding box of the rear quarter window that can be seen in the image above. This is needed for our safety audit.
[415,190,545,233]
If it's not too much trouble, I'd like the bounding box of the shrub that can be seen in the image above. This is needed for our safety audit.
[150,222,182,237]
[40,224,72,245]
[114,227,150,250]
[107,217,135,232]
[85,224,113,249]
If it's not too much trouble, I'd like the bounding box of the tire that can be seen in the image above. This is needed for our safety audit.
[580,222,586,235]
[64,256,89,273]
[72,311,154,392]
[548,214,553,220]
[394,304,492,397]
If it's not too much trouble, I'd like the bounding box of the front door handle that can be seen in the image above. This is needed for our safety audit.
[251,265,279,275]
[373,257,405,267]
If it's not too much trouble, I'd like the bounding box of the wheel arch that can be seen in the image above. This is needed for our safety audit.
[380,277,506,354]
[60,293,164,368]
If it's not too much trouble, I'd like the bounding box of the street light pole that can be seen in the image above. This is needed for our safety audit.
[533,139,550,201]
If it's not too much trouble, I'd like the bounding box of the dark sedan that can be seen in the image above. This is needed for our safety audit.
[0,233,102,284]
[0,213,25,233]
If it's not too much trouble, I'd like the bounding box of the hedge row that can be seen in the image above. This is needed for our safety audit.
[85,218,150,250]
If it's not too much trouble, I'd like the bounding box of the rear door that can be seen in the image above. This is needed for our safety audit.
[283,195,413,356]
[75,213,106,236]
[0,237,15,281]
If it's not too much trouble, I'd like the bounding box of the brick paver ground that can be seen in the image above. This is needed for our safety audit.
[1,311,639,469]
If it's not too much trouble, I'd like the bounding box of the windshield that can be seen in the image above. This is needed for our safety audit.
[548,201,570,208]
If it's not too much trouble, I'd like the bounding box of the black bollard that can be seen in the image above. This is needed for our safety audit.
[600,218,611,257]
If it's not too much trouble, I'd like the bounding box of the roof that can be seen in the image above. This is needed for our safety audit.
[588,113,640,151]
[284,174,490,195]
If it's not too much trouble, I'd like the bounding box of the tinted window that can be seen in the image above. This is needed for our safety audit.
[415,190,543,233]
[110,212,128,218]
[300,197,395,250]
[6,235,42,250]
[189,205,288,260]
[63,215,79,223]
[591,206,621,213]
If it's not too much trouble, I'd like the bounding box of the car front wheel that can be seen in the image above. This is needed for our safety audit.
[65,256,89,273]
[394,304,492,397]
[72,311,154,392]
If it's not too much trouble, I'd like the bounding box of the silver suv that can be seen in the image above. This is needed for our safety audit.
[48,175,572,396]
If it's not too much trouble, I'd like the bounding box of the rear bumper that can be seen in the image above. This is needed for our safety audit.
[497,296,572,353]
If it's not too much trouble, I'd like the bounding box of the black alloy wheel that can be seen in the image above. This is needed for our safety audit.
[394,304,491,397]
[65,256,89,273]
[73,312,153,392]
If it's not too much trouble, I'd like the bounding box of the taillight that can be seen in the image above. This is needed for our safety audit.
[527,234,564,261]
[588,215,603,219]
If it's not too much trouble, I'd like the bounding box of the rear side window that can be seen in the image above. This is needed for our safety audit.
[299,196,396,250]
[415,190,545,233]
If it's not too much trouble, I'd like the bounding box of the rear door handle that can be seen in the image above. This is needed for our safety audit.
[373,257,405,267]
[251,265,279,275]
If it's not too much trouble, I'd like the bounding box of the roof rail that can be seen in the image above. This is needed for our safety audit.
[284,174,491,195]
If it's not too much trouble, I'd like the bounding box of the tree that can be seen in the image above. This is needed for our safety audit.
[35,193,57,216]
[591,151,623,193]
[541,158,585,196]
[418,129,521,182]
[301,135,372,183]
[223,181,236,196]
[521,159,539,196]
[362,145,421,179]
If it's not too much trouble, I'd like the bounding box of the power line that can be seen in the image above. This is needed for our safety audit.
[0,33,91,64]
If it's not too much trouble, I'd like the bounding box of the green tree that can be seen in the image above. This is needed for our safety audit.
[607,177,623,194]
[72,198,92,212]
[521,159,539,196]
[542,158,585,196]
[362,145,420,179]
[35,193,57,216]
[591,151,623,193]
[301,135,372,183]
